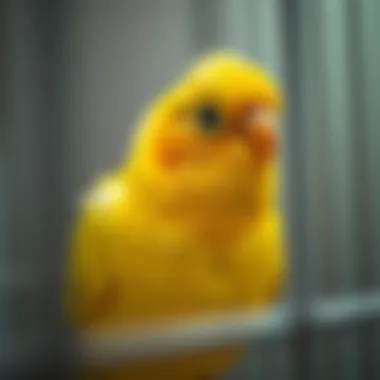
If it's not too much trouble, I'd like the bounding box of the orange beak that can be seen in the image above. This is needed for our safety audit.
[235,104,279,161]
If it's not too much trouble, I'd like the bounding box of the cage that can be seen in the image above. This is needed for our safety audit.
[5,0,380,379]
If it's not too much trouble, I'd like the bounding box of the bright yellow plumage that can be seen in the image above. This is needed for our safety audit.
[67,51,286,379]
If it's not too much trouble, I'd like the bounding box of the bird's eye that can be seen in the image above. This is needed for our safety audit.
[196,104,221,133]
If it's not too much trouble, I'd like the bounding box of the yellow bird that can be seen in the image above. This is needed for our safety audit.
[67,51,286,379]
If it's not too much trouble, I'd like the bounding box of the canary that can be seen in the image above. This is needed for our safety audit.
[67,51,285,379]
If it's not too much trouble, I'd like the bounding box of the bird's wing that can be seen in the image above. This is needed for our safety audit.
[65,175,127,329]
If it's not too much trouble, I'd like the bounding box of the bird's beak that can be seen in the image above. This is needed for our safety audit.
[242,106,278,161]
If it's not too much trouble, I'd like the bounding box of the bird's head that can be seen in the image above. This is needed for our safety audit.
[126,51,283,216]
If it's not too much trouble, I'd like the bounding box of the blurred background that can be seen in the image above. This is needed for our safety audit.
[4,0,380,378]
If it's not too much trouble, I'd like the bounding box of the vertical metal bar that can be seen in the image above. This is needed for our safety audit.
[9,0,72,376]
[320,0,357,295]
[298,1,334,378]
[0,155,10,374]
[359,1,380,379]
[8,0,47,375]
[360,0,380,292]
[320,1,360,379]
[315,0,340,298]
[0,0,12,374]
[282,1,313,379]
[361,0,380,290]
[302,0,328,299]
[33,0,73,377]
[282,0,306,314]
[346,1,374,379]
[346,0,371,294]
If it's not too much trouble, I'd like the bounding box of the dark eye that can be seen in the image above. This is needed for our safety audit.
[196,104,221,133]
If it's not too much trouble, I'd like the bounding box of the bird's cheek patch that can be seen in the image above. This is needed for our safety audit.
[155,132,195,170]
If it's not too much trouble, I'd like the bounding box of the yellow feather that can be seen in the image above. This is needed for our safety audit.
[66,51,286,379]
